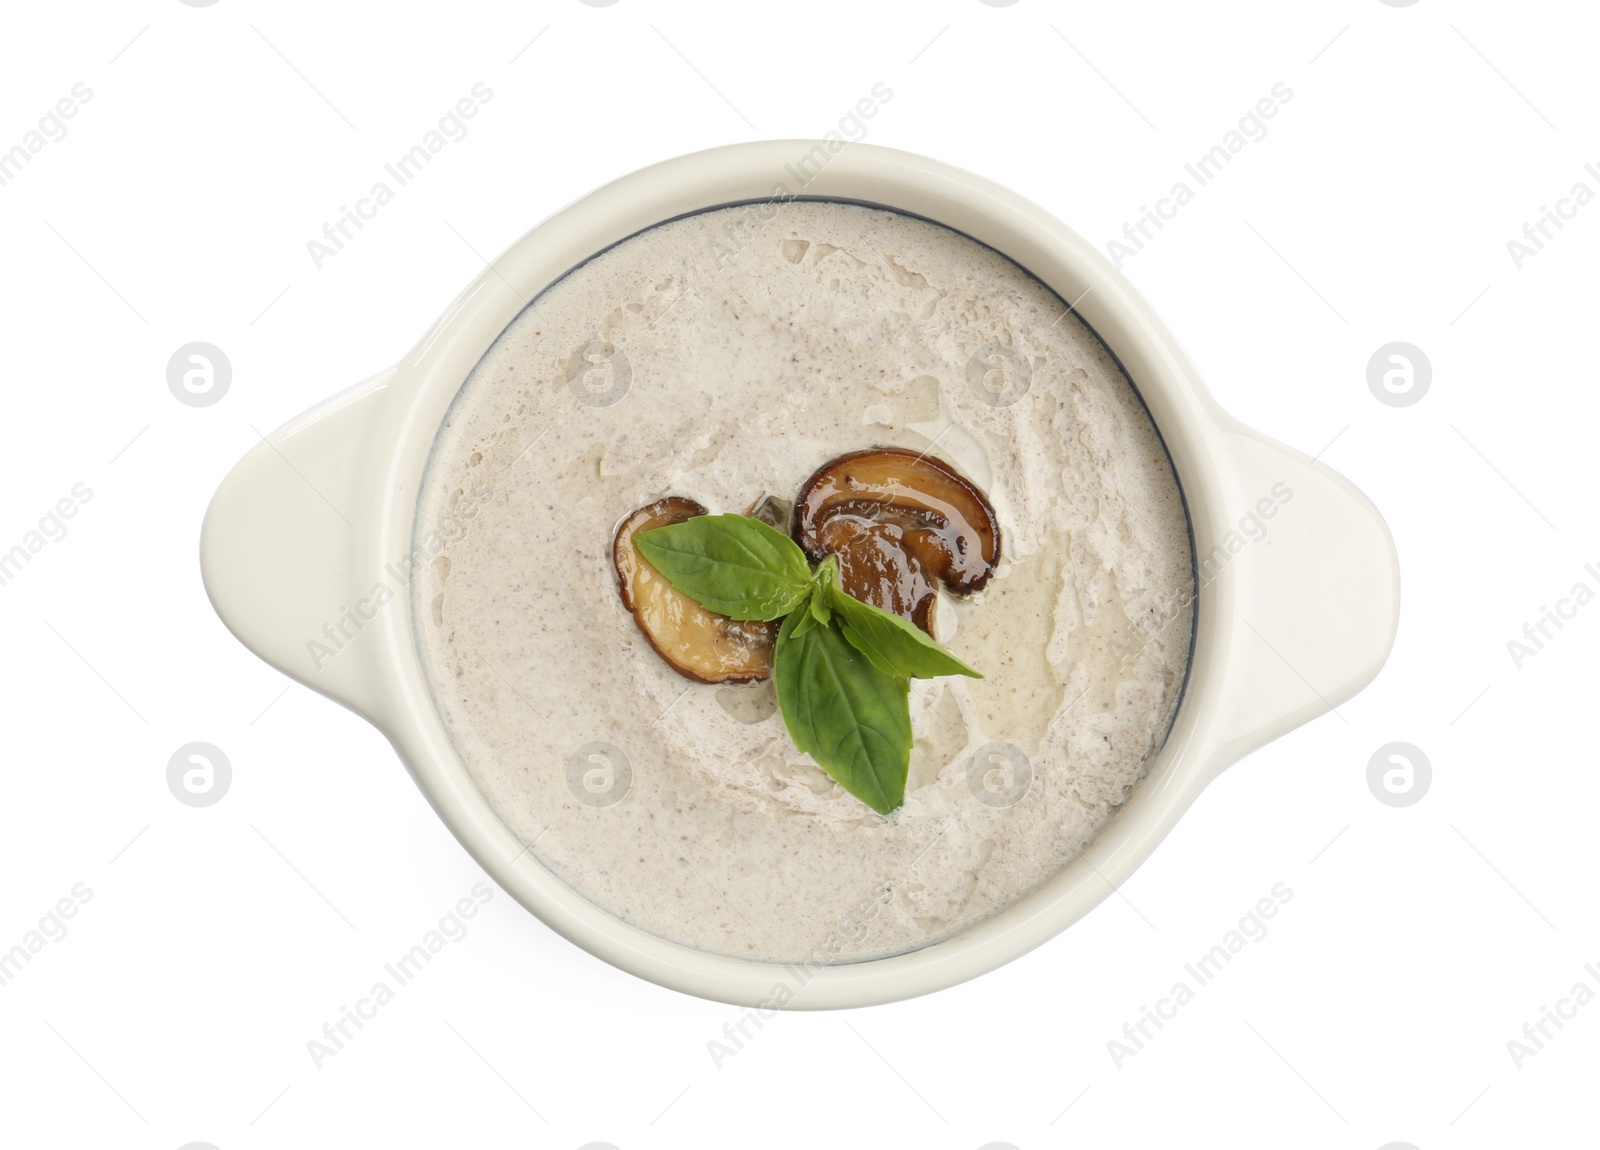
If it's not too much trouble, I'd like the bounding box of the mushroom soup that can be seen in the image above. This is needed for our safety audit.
[413,200,1194,963]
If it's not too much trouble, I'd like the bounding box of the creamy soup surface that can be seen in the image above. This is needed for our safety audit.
[413,200,1194,963]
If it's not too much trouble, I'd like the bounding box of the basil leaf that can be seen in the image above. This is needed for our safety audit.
[634,514,813,621]
[788,590,822,639]
[775,608,911,815]
[825,582,983,681]
[808,585,832,627]
[811,553,841,592]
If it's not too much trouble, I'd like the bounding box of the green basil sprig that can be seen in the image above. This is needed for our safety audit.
[634,514,980,814]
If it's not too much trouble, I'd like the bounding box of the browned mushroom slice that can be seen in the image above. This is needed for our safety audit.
[614,497,776,683]
[794,447,1000,633]
[817,515,942,633]
[746,493,792,531]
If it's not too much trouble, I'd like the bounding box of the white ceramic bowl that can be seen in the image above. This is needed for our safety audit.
[202,141,1399,1009]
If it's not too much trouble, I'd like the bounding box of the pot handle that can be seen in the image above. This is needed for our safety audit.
[1198,423,1400,773]
[200,368,400,724]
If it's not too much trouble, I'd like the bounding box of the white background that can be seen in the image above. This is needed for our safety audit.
[1,1,1594,1147]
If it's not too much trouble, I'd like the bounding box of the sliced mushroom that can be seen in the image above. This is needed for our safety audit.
[793,448,1000,633]
[746,493,792,531]
[614,497,776,683]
